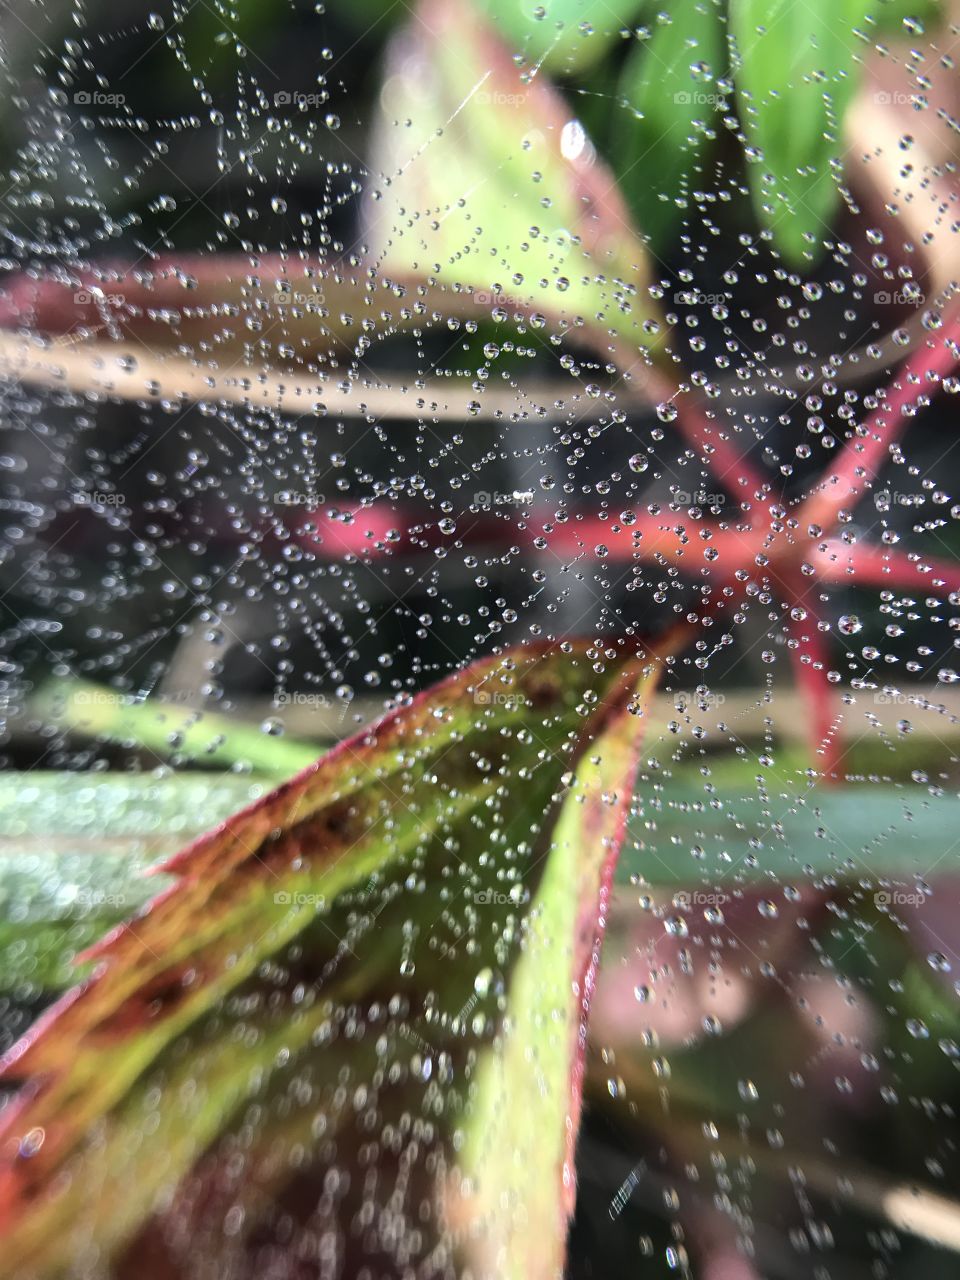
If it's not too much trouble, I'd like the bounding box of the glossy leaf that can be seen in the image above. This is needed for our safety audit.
[34,682,319,778]
[474,0,647,73]
[366,0,665,356]
[0,642,654,1279]
[615,2,726,256]
[730,0,870,263]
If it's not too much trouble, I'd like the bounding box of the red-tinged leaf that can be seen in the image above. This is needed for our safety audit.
[365,0,665,357]
[456,662,657,1278]
[0,641,658,1280]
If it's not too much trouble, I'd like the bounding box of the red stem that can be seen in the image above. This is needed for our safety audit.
[799,303,960,534]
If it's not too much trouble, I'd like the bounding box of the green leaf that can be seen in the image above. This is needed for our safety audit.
[0,773,263,994]
[867,0,942,34]
[473,0,647,73]
[366,0,666,358]
[730,0,869,264]
[33,682,319,778]
[0,643,655,1279]
[618,766,960,886]
[615,2,726,255]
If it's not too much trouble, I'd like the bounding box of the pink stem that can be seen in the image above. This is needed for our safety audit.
[785,607,843,776]
[799,303,960,534]
[814,539,960,596]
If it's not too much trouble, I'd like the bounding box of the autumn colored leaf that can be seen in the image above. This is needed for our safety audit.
[0,640,657,1279]
[366,0,665,356]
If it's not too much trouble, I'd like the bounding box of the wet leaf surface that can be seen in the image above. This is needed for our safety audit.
[0,644,655,1279]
